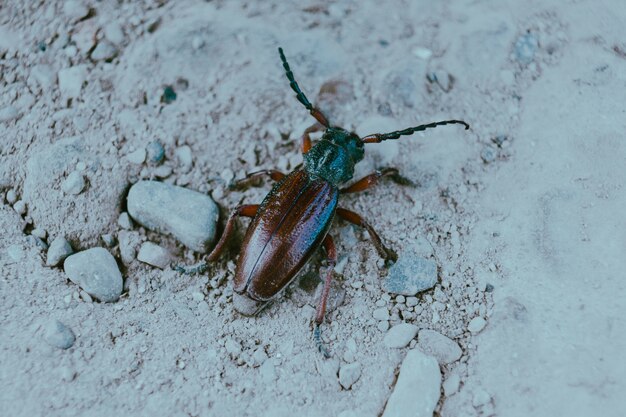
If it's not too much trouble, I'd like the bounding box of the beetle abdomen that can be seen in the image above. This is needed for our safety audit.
[234,169,338,301]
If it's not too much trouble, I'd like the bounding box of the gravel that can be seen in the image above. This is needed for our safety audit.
[384,255,438,296]
[44,320,76,349]
[339,362,362,390]
[383,323,419,348]
[103,22,125,45]
[417,329,462,365]
[127,181,219,252]
[372,307,390,321]
[382,349,441,417]
[46,236,74,266]
[136,241,171,269]
[117,212,133,230]
[63,247,123,302]
[146,141,165,165]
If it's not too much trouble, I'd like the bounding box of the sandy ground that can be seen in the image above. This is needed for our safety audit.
[1,1,625,416]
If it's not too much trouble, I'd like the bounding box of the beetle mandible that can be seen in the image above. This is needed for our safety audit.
[203,47,469,356]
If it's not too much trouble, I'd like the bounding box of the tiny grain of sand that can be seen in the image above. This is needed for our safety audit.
[1,1,625,416]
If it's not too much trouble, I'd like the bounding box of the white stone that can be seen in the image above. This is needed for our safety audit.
[103,21,125,45]
[382,349,441,417]
[137,242,171,269]
[58,65,88,98]
[117,212,133,229]
[0,106,19,122]
[46,237,73,266]
[412,46,433,60]
[126,148,146,164]
[417,329,462,364]
[64,248,123,302]
[443,373,461,397]
[44,320,75,349]
[339,362,361,389]
[468,316,487,334]
[61,171,86,195]
[63,0,89,20]
[31,64,57,90]
[373,307,390,321]
[175,146,193,171]
[127,181,219,252]
[91,41,117,61]
[384,323,419,348]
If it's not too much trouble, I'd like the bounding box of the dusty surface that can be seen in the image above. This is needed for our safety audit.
[1,0,625,416]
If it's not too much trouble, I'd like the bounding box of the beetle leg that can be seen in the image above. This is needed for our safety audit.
[340,168,413,194]
[206,204,259,262]
[301,123,324,154]
[229,170,286,190]
[336,207,398,263]
[314,234,337,358]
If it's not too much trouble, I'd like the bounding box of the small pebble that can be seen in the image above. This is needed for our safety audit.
[101,234,116,247]
[152,165,172,178]
[191,37,204,50]
[46,237,74,266]
[384,255,437,296]
[382,349,441,417]
[338,362,361,390]
[127,181,219,252]
[161,86,177,103]
[117,212,133,230]
[126,148,146,164]
[90,41,118,61]
[412,46,433,60]
[481,146,496,163]
[417,329,462,364]
[514,32,538,65]
[7,244,25,262]
[137,242,171,269]
[13,200,27,215]
[146,140,165,165]
[472,388,491,407]
[383,323,419,348]
[373,307,390,321]
[377,321,390,332]
[61,171,85,195]
[443,373,461,397]
[174,146,193,170]
[64,247,123,302]
[58,65,88,98]
[44,319,75,349]
[0,105,20,122]
[468,317,487,334]
[103,22,125,45]
[118,230,140,265]
[406,296,419,307]
[63,0,89,21]
[6,189,17,204]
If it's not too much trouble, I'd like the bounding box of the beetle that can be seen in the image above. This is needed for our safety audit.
[201,47,469,356]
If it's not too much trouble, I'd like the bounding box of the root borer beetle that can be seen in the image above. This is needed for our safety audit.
[199,48,469,356]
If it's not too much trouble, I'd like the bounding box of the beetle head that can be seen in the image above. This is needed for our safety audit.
[322,127,365,164]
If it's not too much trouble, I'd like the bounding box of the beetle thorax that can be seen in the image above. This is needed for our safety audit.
[303,127,364,186]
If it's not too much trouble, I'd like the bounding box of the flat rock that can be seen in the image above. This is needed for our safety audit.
[417,329,462,364]
[44,320,75,349]
[384,255,437,296]
[91,41,118,61]
[382,349,441,417]
[137,241,171,269]
[64,247,123,302]
[127,181,219,252]
[384,323,419,348]
[46,236,74,266]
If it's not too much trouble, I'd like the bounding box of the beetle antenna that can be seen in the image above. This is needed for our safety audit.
[361,119,470,143]
[278,47,330,127]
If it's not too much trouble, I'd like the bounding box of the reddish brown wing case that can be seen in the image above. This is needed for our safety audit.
[234,169,338,301]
